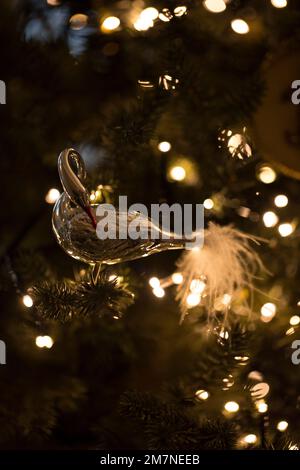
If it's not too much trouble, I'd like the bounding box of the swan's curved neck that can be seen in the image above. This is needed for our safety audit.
[58,148,97,229]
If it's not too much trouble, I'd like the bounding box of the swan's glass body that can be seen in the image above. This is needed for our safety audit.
[52,149,185,264]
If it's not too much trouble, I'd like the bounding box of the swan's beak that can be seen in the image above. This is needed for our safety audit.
[84,205,97,229]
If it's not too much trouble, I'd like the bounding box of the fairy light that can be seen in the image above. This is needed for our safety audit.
[186,293,201,307]
[289,444,299,450]
[158,141,171,152]
[224,401,239,413]
[286,327,295,336]
[159,8,172,22]
[138,80,154,89]
[257,401,268,413]
[153,286,165,298]
[290,315,300,326]
[141,7,159,21]
[69,14,88,30]
[101,16,120,32]
[134,8,158,31]
[174,6,187,17]
[149,277,160,289]
[244,434,257,444]
[35,335,54,349]
[263,211,278,228]
[227,134,252,159]
[23,294,33,308]
[222,294,232,306]
[260,302,276,321]
[231,19,250,35]
[203,198,214,210]
[195,389,209,400]
[274,194,288,208]
[172,273,183,285]
[277,420,288,432]
[219,329,229,340]
[278,223,294,237]
[190,279,206,294]
[271,0,287,7]
[43,335,54,348]
[203,0,226,13]
[257,165,277,184]
[109,274,118,281]
[45,188,60,204]
[169,166,186,182]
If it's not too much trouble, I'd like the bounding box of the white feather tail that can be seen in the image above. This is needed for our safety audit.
[176,223,264,322]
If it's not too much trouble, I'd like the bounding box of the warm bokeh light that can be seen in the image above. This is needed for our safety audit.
[277,420,288,432]
[149,277,160,289]
[248,370,263,381]
[231,19,250,35]
[134,9,158,31]
[174,6,187,17]
[274,194,288,208]
[290,315,300,326]
[263,211,278,228]
[271,0,287,7]
[141,7,159,21]
[286,327,295,336]
[244,434,257,444]
[190,279,206,294]
[169,166,186,182]
[224,401,239,413]
[159,10,172,22]
[227,134,252,159]
[23,294,33,308]
[153,286,165,298]
[278,223,294,237]
[186,293,201,307]
[69,14,88,30]
[260,302,276,321]
[158,141,171,152]
[222,294,232,306]
[195,389,209,400]
[35,335,54,349]
[45,188,60,204]
[203,198,214,209]
[257,165,277,184]
[257,401,268,413]
[101,16,120,32]
[219,329,229,340]
[203,0,226,13]
[172,272,183,285]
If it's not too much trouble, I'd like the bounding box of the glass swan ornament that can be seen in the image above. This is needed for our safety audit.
[52,148,263,320]
[52,148,188,265]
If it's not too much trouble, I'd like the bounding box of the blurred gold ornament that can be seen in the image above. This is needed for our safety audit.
[252,45,300,179]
